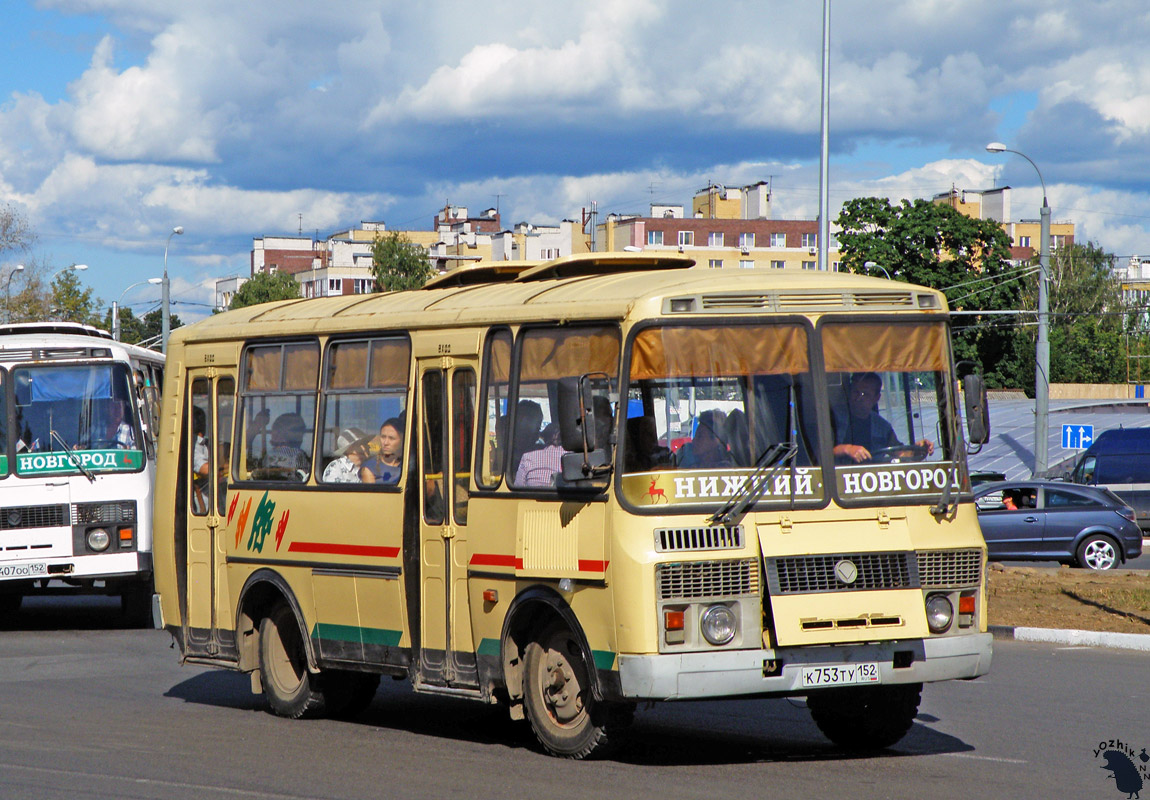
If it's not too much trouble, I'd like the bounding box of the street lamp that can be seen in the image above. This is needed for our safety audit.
[5,263,25,323]
[51,263,89,280]
[986,141,1051,477]
[862,260,891,280]
[162,226,184,354]
[112,278,163,341]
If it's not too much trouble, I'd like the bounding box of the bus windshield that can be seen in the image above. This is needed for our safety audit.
[822,320,961,503]
[13,362,144,475]
[621,322,824,508]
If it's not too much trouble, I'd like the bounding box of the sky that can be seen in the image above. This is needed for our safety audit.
[5,0,1150,324]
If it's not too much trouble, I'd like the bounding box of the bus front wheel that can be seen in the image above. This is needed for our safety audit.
[258,604,326,719]
[806,682,922,751]
[523,621,617,759]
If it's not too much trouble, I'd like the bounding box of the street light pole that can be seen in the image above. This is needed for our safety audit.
[816,0,831,271]
[986,142,1050,476]
[112,278,163,341]
[5,263,25,323]
[162,226,184,354]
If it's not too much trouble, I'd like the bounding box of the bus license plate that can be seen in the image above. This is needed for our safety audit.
[801,663,880,688]
[0,562,47,579]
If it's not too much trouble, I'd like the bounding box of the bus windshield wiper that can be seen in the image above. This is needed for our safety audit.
[48,429,96,483]
[709,441,797,526]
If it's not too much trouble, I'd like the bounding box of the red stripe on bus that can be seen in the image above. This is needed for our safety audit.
[469,553,522,568]
[578,560,609,572]
[288,542,400,559]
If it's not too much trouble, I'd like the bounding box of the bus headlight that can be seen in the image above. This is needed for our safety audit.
[87,528,111,552]
[700,604,737,646]
[925,593,954,634]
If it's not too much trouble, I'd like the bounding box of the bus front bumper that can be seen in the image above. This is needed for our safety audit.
[616,633,992,701]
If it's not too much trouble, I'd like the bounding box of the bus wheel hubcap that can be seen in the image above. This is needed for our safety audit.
[541,644,584,724]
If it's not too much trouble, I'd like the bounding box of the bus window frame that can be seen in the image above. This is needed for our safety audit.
[815,313,968,509]
[315,332,412,492]
[502,321,622,498]
[11,360,146,477]
[615,315,827,517]
[233,337,321,486]
[474,327,512,492]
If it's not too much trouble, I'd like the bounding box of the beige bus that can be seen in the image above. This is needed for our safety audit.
[153,253,992,758]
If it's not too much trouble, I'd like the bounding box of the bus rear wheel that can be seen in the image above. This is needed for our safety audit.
[806,682,922,751]
[523,621,616,759]
[258,604,326,719]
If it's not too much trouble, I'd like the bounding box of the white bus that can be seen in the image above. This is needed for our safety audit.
[0,323,164,623]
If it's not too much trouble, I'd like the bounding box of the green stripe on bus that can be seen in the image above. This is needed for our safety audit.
[592,650,616,670]
[477,638,501,657]
[311,623,402,648]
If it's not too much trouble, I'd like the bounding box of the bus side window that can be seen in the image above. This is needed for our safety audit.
[190,380,212,516]
[237,342,319,483]
[476,329,511,489]
[216,377,235,510]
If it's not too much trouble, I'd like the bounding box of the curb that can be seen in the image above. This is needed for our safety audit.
[990,624,1150,652]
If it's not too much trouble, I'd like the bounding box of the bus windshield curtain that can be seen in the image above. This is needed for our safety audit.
[30,368,112,402]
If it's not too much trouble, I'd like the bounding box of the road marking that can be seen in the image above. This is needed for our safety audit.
[941,753,1027,765]
[0,762,324,800]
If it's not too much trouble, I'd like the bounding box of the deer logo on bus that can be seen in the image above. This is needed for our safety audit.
[647,477,667,504]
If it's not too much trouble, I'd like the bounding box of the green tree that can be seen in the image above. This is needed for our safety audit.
[371,231,433,291]
[141,309,182,342]
[230,271,301,309]
[836,197,1026,387]
[50,267,103,327]
[103,306,149,344]
[1018,241,1132,386]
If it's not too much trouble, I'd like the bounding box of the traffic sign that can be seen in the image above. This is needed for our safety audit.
[1061,424,1094,450]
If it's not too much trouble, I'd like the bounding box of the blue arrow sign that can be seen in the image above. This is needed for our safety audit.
[1061,424,1094,450]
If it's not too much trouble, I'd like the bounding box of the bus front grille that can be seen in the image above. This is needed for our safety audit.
[0,504,69,531]
[657,558,759,600]
[916,548,982,588]
[766,552,915,594]
[654,525,743,552]
[73,501,137,525]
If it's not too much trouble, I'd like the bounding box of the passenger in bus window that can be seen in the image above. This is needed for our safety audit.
[262,412,311,477]
[624,415,671,473]
[510,400,544,478]
[109,400,135,449]
[192,408,211,513]
[361,418,403,484]
[832,372,934,464]
[322,428,368,484]
[515,423,565,487]
[675,410,733,469]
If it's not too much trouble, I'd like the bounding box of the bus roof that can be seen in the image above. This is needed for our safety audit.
[174,255,948,345]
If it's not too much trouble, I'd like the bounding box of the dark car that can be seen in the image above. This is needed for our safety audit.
[974,480,1143,571]
[1067,427,1150,533]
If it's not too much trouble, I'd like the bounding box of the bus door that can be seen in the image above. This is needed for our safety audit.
[184,369,236,658]
[416,361,478,688]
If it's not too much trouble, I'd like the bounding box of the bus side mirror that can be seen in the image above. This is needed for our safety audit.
[962,374,990,445]
[556,374,613,487]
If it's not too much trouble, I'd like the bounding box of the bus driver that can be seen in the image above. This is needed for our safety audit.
[833,372,934,464]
